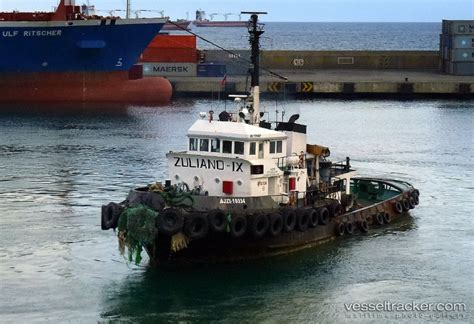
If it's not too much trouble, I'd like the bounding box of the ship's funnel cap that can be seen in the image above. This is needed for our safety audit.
[288,114,300,124]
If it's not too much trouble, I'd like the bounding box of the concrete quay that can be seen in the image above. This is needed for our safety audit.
[169,69,473,97]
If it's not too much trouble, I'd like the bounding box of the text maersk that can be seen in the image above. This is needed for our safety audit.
[153,66,189,73]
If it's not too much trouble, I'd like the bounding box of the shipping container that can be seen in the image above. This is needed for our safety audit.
[441,34,452,49]
[140,48,198,63]
[147,35,197,49]
[141,62,197,77]
[446,61,474,75]
[440,59,446,73]
[203,50,251,75]
[441,59,450,74]
[440,34,474,50]
[451,49,474,62]
[452,35,474,48]
[442,20,474,35]
[441,47,450,60]
[197,63,226,77]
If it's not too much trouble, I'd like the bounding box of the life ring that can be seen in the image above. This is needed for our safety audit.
[330,203,342,217]
[177,182,190,193]
[249,213,269,238]
[374,213,384,225]
[402,199,410,211]
[336,222,345,236]
[208,209,227,232]
[268,213,283,237]
[101,202,122,230]
[318,207,330,225]
[358,219,369,233]
[282,208,296,232]
[158,208,184,235]
[382,212,391,224]
[394,201,403,214]
[296,208,310,231]
[184,213,209,240]
[408,196,416,209]
[230,213,247,238]
[307,208,319,227]
[345,222,354,235]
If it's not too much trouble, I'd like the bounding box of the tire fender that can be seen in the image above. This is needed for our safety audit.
[282,208,296,232]
[249,213,269,238]
[158,208,184,235]
[208,209,227,232]
[184,213,209,240]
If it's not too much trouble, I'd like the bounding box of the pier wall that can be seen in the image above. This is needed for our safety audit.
[260,51,439,70]
[164,50,473,97]
[202,50,440,72]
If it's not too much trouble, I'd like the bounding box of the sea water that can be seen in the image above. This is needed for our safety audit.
[192,22,440,50]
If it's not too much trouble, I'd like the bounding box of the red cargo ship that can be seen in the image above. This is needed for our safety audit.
[193,10,248,27]
[0,0,172,104]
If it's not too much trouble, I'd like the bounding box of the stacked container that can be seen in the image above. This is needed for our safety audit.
[440,20,474,75]
[196,63,227,77]
[203,50,250,75]
[140,34,199,77]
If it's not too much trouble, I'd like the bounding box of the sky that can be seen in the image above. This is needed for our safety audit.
[0,0,473,22]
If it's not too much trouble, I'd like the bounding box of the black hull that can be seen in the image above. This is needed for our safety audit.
[145,191,414,267]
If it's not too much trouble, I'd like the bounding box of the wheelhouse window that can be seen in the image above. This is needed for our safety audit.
[269,140,283,154]
[269,141,276,154]
[223,140,232,154]
[234,141,244,155]
[200,139,209,152]
[189,138,198,151]
[211,139,220,153]
[249,142,256,155]
[276,140,283,153]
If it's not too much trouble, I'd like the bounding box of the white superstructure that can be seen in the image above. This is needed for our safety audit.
[166,115,311,201]
[165,12,355,206]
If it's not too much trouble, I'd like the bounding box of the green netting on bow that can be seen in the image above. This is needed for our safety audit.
[157,190,194,208]
[117,204,159,265]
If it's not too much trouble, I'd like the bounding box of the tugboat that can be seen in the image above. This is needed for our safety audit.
[101,13,419,266]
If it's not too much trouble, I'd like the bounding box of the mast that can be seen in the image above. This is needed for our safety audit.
[242,11,266,125]
[126,0,131,19]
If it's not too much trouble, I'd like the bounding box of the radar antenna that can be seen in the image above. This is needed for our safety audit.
[241,11,267,125]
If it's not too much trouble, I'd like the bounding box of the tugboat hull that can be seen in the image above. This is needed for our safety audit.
[123,178,419,266]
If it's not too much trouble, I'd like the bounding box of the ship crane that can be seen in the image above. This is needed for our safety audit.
[223,13,242,21]
[209,13,219,20]
[96,9,121,17]
[131,9,165,18]
[97,1,132,19]
[81,0,95,16]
